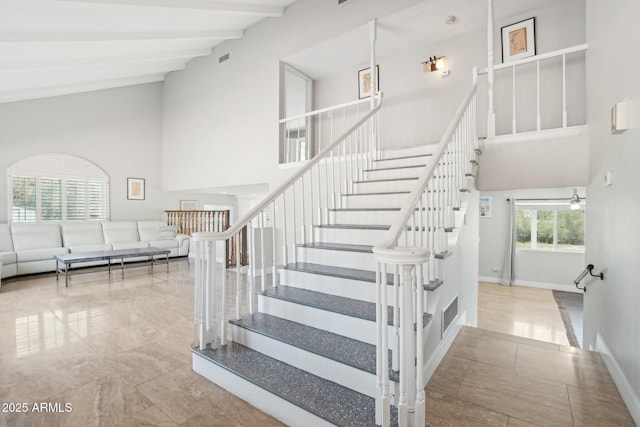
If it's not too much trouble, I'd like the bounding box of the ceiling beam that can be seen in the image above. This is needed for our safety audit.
[0,31,244,43]
[0,48,212,72]
[52,0,285,16]
[0,74,166,104]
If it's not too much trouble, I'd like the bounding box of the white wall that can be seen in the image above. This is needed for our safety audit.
[0,84,237,223]
[584,0,640,421]
[162,0,425,194]
[479,187,585,291]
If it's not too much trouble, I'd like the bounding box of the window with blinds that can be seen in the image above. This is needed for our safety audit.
[10,176,108,223]
[8,154,110,223]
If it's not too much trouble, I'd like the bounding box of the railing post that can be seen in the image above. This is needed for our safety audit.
[487,0,496,138]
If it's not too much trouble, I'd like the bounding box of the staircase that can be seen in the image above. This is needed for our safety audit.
[191,80,479,426]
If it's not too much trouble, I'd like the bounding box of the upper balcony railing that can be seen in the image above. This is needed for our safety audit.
[480,43,588,137]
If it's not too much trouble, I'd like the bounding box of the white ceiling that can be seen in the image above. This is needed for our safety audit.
[0,0,297,104]
[284,0,563,80]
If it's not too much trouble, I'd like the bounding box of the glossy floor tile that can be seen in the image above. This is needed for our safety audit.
[0,262,634,426]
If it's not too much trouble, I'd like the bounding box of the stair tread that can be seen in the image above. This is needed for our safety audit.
[230,313,398,381]
[374,153,432,162]
[297,242,373,253]
[259,285,432,327]
[194,343,398,427]
[315,224,389,230]
[364,165,425,172]
[282,262,442,293]
[354,177,419,184]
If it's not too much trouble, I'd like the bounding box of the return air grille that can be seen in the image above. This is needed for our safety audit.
[442,296,458,337]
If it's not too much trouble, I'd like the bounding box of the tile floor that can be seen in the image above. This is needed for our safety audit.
[0,263,634,426]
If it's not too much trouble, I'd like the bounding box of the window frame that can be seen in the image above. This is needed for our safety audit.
[515,203,585,253]
[8,154,110,224]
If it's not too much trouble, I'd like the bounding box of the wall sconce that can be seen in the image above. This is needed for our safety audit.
[569,188,582,210]
[422,56,449,76]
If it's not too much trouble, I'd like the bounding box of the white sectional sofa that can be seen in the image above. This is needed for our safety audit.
[0,221,189,281]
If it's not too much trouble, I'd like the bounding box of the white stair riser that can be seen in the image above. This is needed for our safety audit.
[372,156,429,169]
[297,247,376,271]
[329,209,401,226]
[193,353,335,427]
[278,269,376,302]
[258,295,397,348]
[314,227,388,246]
[364,167,423,181]
[341,192,408,209]
[231,325,377,398]
[354,179,418,194]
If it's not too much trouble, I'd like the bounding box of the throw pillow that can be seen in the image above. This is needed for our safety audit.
[157,225,180,240]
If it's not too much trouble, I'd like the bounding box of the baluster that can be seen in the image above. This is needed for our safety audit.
[562,54,567,128]
[220,239,227,345]
[260,211,266,291]
[236,228,241,320]
[272,201,278,289]
[282,192,288,266]
[292,184,297,263]
[392,264,400,371]
[207,240,218,349]
[536,60,541,131]
[194,240,203,349]
[512,66,517,134]
[248,218,255,314]
[301,174,306,244]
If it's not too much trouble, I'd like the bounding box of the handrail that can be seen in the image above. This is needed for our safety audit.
[193,95,383,243]
[279,95,377,124]
[373,81,478,253]
[478,43,588,75]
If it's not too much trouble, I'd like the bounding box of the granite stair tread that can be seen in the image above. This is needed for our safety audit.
[297,242,373,253]
[315,224,390,230]
[374,153,432,162]
[364,164,426,172]
[281,262,441,292]
[259,285,433,327]
[353,177,419,184]
[194,343,398,427]
[230,312,399,382]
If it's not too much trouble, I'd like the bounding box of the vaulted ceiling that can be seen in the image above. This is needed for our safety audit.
[0,0,297,104]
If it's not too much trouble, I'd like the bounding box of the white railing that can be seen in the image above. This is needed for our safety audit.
[192,95,382,352]
[481,43,588,137]
[372,74,479,427]
[280,96,377,163]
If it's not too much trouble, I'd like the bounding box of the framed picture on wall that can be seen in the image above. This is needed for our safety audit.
[127,177,145,200]
[180,200,199,211]
[501,17,536,63]
[358,65,380,99]
[479,197,492,217]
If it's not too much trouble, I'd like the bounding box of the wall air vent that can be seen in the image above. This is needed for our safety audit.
[338,0,349,5]
[219,53,230,64]
[442,296,458,337]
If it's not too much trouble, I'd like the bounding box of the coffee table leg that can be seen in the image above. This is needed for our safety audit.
[65,264,69,287]
[121,258,124,279]
[166,253,169,273]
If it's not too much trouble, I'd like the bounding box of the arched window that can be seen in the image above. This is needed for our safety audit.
[8,153,109,223]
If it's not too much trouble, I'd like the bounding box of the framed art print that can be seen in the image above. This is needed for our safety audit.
[501,17,536,63]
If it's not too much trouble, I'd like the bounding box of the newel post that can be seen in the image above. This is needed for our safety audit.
[373,247,429,427]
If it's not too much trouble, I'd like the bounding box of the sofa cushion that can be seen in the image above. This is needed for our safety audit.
[147,239,179,250]
[16,247,68,263]
[62,222,106,247]
[111,241,149,250]
[0,251,17,264]
[0,224,14,252]
[137,221,167,242]
[11,224,62,251]
[68,244,113,253]
[102,221,140,244]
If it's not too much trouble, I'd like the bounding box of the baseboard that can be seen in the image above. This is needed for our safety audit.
[595,333,640,425]
[422,311,466,387]
[478,276,582,293]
